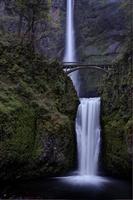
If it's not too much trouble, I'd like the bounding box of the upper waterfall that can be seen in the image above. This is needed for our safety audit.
[63,0,79,95]
[64,0,76,63]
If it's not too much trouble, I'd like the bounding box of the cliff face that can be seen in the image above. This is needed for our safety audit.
[98,47,132,179]
[75,0,130,62]
[0,40,78,181]
[0,0,78,182]
[0,0,65,60]
[36,0,65,59]
[74,0,130,97]
[0,0,129,62]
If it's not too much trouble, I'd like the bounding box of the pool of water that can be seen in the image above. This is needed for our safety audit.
[1,175,132,199]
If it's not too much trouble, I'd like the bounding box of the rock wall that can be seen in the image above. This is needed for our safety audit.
[0,40,78,181]
[75,0,130,62]
[98,45,132,179]
[0,0,130,62]
[36,0,66,59]
[0,0,65,60]
[74,0,130,97]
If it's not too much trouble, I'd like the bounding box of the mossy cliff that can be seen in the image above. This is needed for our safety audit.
[0,39,78,181]
[98,46,132,179]
[0,0,65,60]
[74,0,130,96]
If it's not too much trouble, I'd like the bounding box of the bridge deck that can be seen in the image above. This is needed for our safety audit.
[62,63,114,68]
[62,62,114,74]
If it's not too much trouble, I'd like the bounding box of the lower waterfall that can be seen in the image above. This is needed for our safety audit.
[58,96,107,185]
[76,98,101,176]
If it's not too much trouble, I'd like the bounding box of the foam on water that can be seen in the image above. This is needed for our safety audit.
[57,175,108,186]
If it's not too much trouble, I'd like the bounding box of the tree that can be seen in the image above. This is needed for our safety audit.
[15,0,51,49]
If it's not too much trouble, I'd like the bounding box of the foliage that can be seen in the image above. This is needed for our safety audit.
[6,0,51,49]
[15,0,50,21]
[98,45,132,178]
[0,38,78,181]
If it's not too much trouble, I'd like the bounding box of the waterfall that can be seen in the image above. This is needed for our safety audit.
[64,0,79,95]
[64,0,76,62]
[76,98,101,176]
[62,0,102,183]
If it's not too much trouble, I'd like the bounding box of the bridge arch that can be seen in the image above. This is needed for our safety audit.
[62,62,113,74]
[65,66,108,74]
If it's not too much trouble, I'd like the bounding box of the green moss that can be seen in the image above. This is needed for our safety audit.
[99,47,132,178]
[0,40,78,181]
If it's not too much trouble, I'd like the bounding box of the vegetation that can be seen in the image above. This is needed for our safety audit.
[13,0,50,48]
[0,0,132,183]
[99,45,132,178]
[0,0,51,53]
[0,36,78,181]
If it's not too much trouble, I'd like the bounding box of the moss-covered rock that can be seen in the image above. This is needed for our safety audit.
[0,40,78,181]
[98,47,132,178]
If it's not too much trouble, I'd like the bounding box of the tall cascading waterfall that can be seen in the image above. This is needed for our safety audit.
[64,0,101,178]
[64,0,76,62]
[63,0,79,95]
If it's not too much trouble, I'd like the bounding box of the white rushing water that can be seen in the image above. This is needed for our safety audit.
[63,0,79,95]
[76,98,101,176]
[64,0,76,62]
